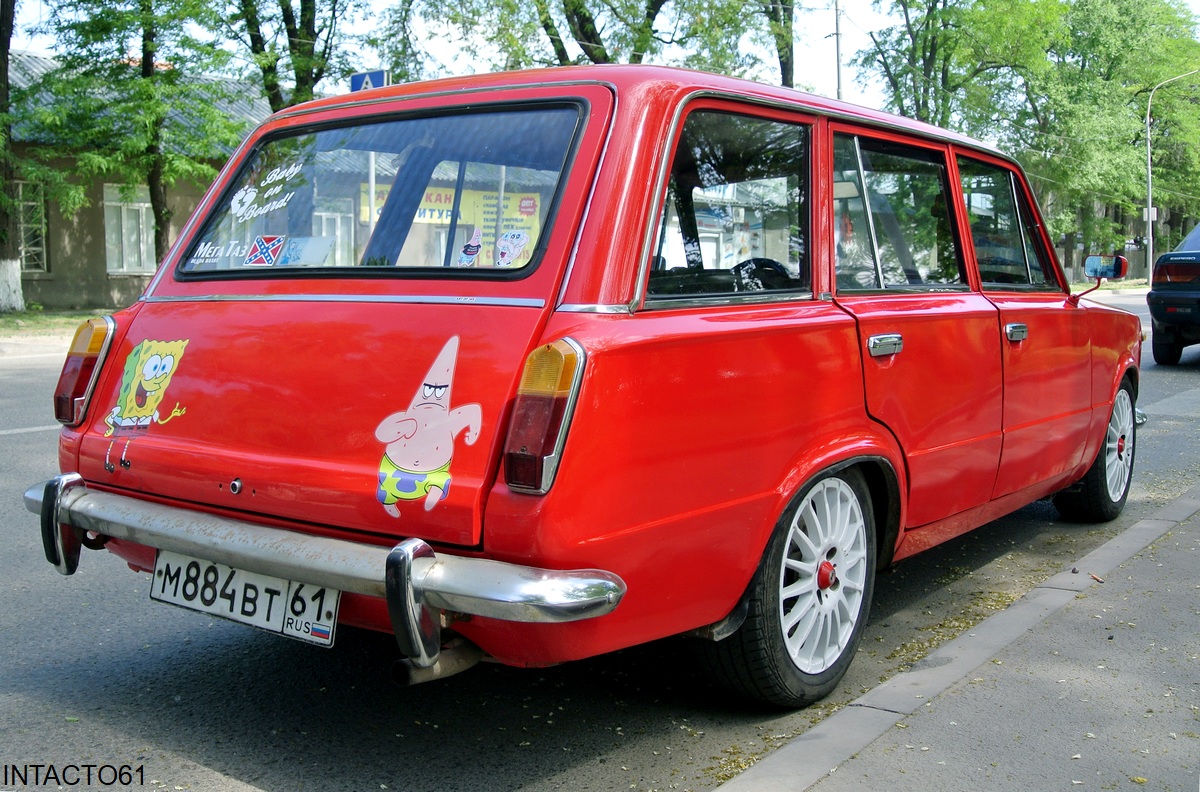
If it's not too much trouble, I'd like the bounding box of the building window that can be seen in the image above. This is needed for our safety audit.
[17,181,48,272]
[103,184,157,273]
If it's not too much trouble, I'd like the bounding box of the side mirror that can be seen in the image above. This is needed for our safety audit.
[1084,254,1128,281]
[1072,254,1129,304]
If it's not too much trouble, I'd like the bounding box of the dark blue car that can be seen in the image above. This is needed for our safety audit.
[1148,225,1200,365]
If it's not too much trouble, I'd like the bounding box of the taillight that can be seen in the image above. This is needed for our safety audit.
[1153,259,1200,284]
[53,317,115,425]
[503,338,585,494]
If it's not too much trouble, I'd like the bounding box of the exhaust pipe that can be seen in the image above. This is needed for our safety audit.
[392,638,485,686]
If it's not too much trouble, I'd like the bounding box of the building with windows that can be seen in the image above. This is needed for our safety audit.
[9,51,272,309]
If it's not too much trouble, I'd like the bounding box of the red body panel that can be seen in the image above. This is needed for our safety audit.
[51,65,1142,668]
[76,299,550,547]
[836,292,1004,528]
[985,292,1093,498]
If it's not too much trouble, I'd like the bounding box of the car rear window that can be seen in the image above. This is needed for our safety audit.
[179,105,583,277]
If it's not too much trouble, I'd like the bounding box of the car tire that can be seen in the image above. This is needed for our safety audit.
[1152,336,1182,366]
[1053,379,1136,522]
[701,468,876,707]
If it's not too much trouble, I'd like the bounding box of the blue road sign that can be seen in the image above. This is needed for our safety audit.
[350,70,390,92]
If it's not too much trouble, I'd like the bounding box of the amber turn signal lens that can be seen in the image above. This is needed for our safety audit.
[53,317,114,425]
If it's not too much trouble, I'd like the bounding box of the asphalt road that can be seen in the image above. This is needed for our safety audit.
[2,291,1198,792]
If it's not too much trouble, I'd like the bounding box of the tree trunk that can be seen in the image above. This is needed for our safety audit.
[2,0,18,291]
[0,259,23,312]
[142,10,173,262]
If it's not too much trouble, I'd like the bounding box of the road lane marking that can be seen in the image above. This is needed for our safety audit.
[0,425,60,436]
[1141,388,1200,418]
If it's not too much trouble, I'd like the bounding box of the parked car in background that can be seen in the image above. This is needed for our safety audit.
[1148,224,1200,365]
[27,66,1142,708]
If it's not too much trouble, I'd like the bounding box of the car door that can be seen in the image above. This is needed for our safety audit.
[831,130,1003,529]
[955,154,1093,497]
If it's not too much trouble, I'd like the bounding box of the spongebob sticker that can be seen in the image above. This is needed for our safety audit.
[104,339,188,437]
[375,336,482,518]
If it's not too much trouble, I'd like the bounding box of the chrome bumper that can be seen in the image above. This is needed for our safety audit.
[25,475,625,668]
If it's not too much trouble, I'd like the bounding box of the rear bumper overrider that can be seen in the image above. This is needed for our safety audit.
[25,474,625,669]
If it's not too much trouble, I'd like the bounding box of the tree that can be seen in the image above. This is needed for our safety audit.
[419,0,766,78]
[1,0,21,311]
[370,0,428,84]
[857,0,1200,262]
[761,0,794,87]
[223,0,359,111]
[855,0,1023,128]
[992,0,1200,255]
[24,0,246,261]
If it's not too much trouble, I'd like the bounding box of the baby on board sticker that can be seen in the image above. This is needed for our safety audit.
[375,336,482,518]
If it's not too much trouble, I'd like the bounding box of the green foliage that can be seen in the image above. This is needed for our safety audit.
[16,0,248,257]
[221,0,363,111]
[858,0,1200,255]
[368,0,430,82]
[411,0,784,83]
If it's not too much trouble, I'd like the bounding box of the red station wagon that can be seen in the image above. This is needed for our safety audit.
[27,66,1143,707]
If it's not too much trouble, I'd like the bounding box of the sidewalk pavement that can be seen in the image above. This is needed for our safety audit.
[0,333,73,358]
[721,484,1200,792]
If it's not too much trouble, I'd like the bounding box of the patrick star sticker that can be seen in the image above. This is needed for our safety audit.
[375,336,482,518]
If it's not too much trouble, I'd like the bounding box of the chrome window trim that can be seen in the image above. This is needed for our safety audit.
[140,294,545,309]
[151,85,617,298]
[555,88,619,310]
[851,135,887,288]
[626,90,1013,310]
[632,91,818,312]
[642,290,815,312]
[557,303,634,314]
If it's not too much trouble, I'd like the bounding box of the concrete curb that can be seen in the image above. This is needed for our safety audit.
[718,483,1200,792]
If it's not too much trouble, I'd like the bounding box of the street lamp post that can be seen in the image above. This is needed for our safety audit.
[1145,69,1200,271]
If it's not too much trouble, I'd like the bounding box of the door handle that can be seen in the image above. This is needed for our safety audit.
[868,333,903,358]
[1005,323,1029,342]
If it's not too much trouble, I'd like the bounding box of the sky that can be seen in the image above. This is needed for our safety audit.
[9,0,1200,111]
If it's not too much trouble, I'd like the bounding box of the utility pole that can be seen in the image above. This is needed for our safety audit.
[834,0,843,101]
[1145,69,1199,271]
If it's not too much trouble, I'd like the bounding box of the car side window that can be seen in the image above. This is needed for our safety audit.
[834,134,965,291]
[648,110,810,300]
[957,156,1058,289]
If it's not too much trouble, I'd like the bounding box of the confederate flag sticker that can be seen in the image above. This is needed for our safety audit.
[244,235,286,267]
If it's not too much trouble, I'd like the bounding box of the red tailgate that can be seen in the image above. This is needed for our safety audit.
[75,298,544,547]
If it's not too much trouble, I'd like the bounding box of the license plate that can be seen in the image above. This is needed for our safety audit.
[151,550,340,646]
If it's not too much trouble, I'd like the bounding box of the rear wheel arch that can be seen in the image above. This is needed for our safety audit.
[855,459,902,570]
[1120,364,1139,403]
[816,457,901,571]
[772,437,904,564]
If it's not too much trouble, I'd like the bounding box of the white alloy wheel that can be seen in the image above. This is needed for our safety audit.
[779,476,870,675]
[1104,387,1135,503]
